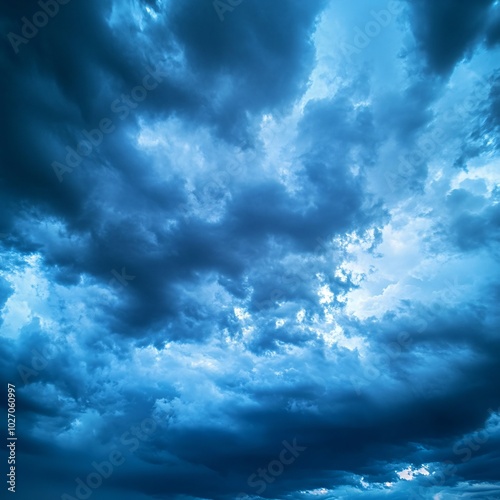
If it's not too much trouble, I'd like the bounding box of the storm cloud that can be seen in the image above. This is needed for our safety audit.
[1,1,499,499]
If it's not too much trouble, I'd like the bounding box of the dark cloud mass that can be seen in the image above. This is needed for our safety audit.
[1,1,500,499]
[408,0,497,74]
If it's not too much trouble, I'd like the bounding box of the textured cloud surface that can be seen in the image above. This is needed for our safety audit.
[1,1,500,499]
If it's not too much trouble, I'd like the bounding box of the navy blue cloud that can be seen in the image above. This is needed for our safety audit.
[408,0,497,75]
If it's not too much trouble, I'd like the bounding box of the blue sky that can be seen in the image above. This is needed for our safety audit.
[1,1,500,499]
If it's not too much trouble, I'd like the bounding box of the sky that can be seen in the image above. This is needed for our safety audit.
[1,0,500,499]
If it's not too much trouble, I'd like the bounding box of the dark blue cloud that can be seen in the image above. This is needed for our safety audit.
[407,0,497,75]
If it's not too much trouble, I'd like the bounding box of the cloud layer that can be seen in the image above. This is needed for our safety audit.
[1,1,500,499]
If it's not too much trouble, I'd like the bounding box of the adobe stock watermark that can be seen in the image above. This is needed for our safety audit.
[236,438,306,498]
[251,235,336,314]
[349,260,475,396]
[213,0,243,22]
[443,70,491,125]
[385,70,490,191]
[384,127,446,192]
[17,346,56,385]
[61,412,167,500]
[109,268,135,288]
[408,406,500,499]
[7,0,71,55]
[52,65,168,183]
[349,327,417,396]
[198,160,244,205]
[177,155,245,225]
[339,1,404,62]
